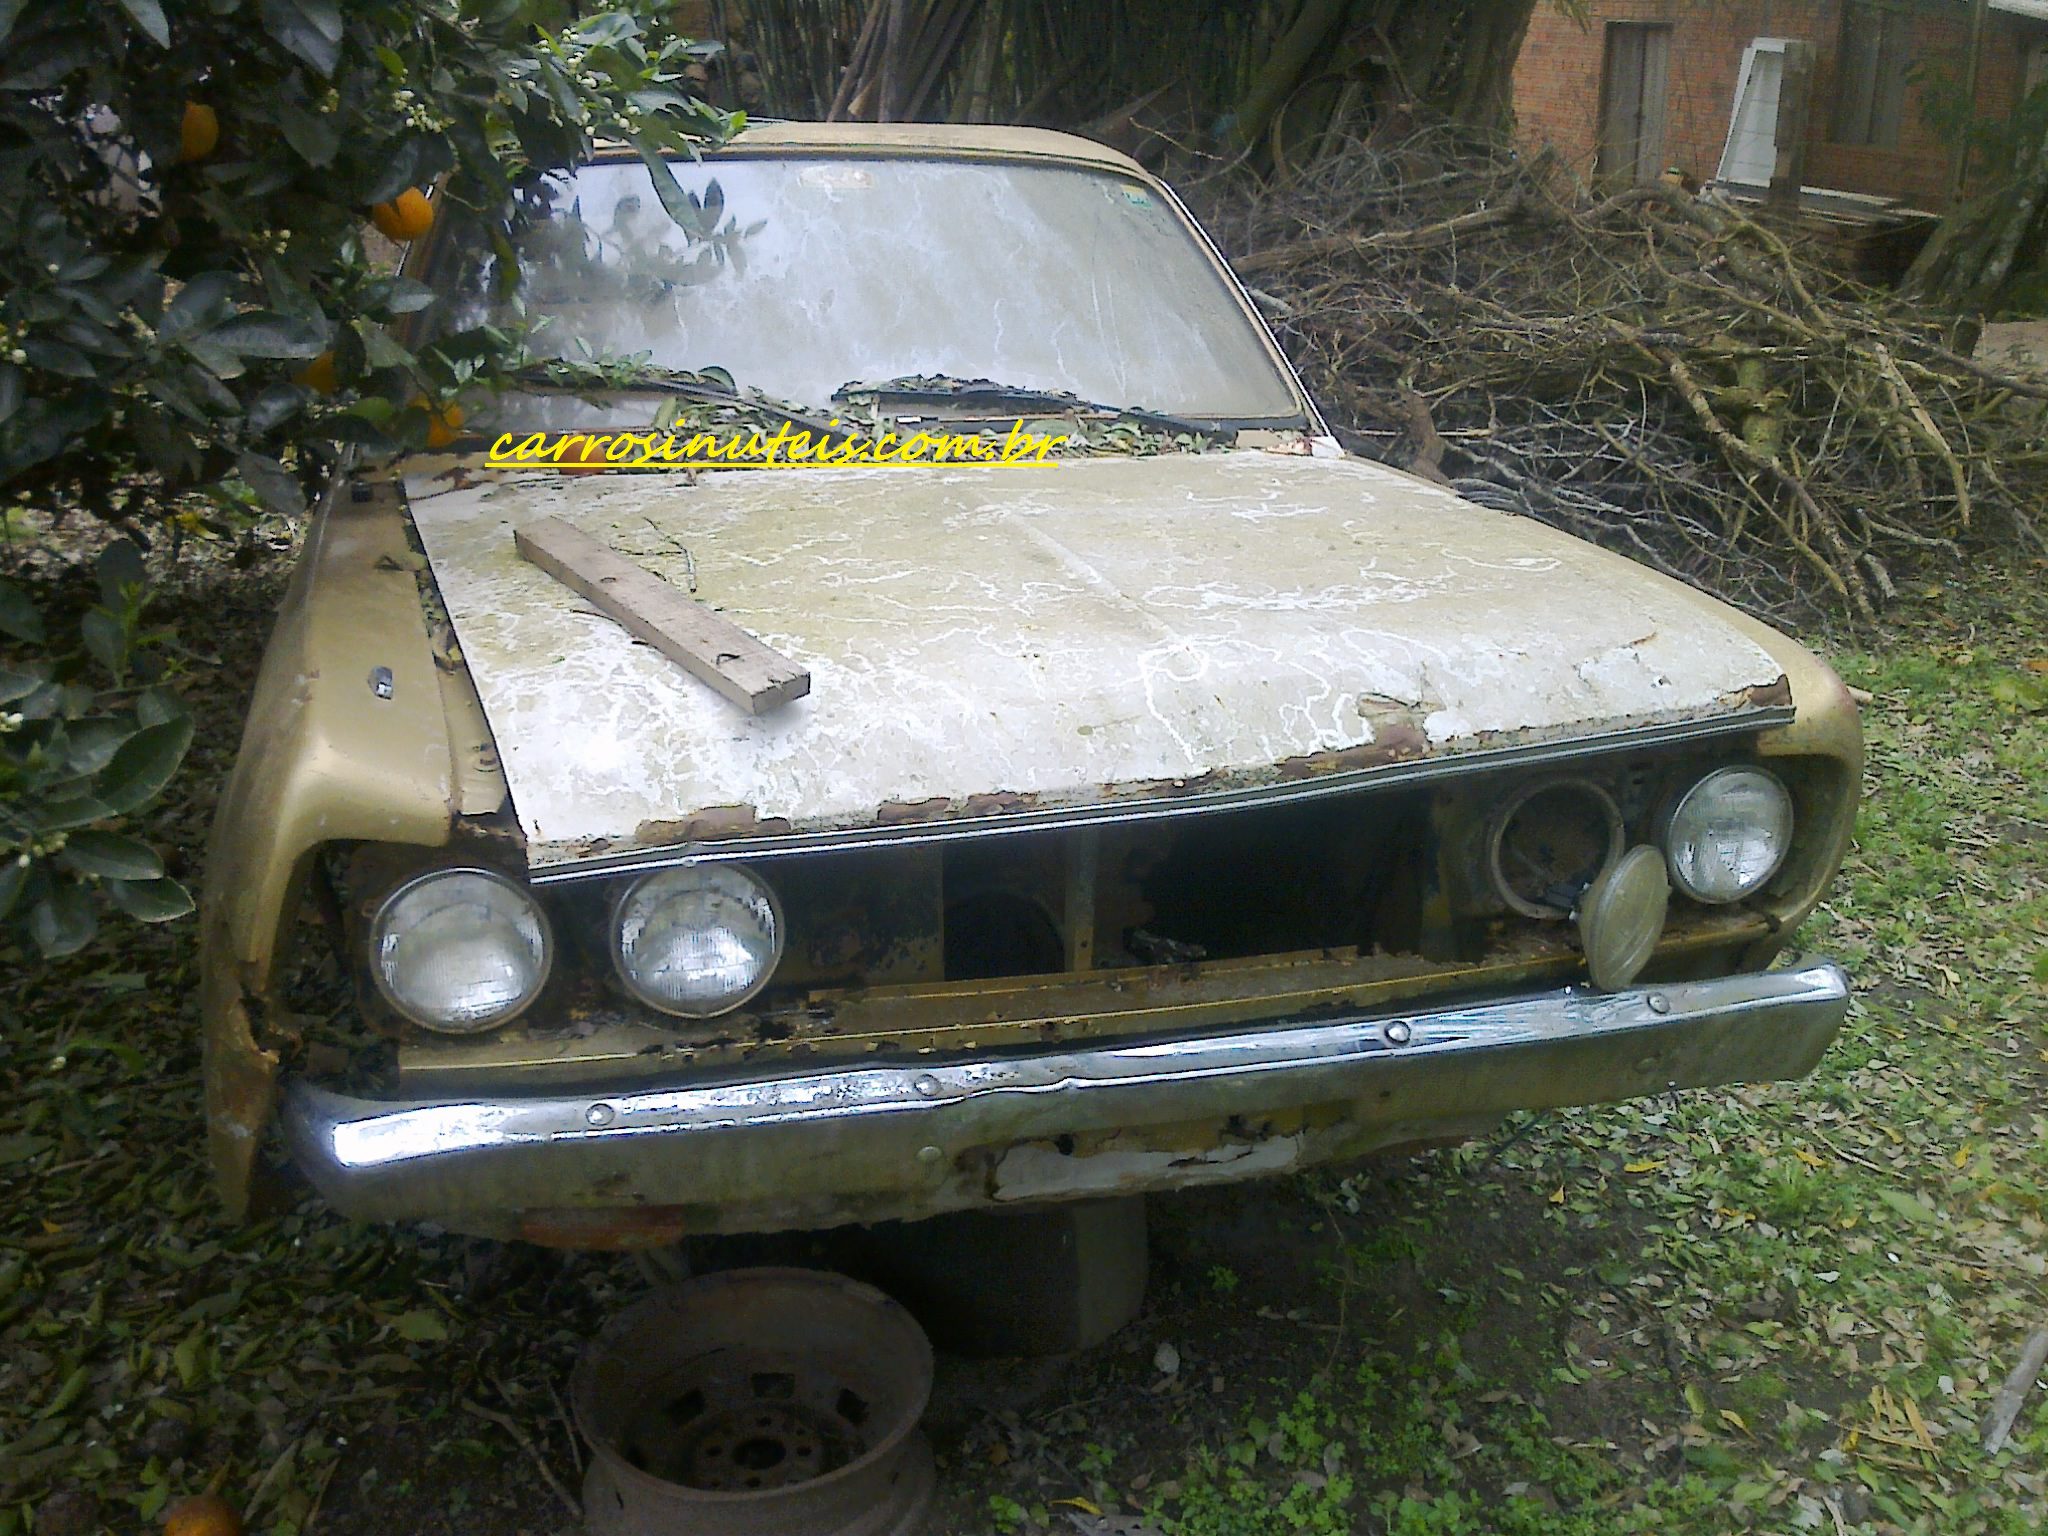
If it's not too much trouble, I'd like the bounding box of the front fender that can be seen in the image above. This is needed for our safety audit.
[200,476,497,1214]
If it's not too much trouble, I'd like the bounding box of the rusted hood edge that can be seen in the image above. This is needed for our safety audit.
[529,692,1794,882]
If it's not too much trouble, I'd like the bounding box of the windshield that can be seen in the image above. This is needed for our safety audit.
[428,155,1305,425]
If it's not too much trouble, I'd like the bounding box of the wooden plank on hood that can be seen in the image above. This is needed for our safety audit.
[513,516,811,714]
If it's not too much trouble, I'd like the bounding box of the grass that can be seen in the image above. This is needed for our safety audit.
[2,545,2046,1535]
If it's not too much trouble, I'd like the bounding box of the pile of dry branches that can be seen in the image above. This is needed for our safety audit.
[1207,130,2048,624]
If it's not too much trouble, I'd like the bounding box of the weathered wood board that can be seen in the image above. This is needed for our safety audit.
[513,515,810,714]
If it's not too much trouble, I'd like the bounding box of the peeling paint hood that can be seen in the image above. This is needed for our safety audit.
[402,451,1786,868]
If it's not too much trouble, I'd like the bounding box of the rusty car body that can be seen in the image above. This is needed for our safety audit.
[202,123,1858,1246]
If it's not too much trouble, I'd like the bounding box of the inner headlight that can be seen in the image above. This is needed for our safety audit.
[371,867,552,1033]
[1664,766,1794,904]
[613,864,783,1018]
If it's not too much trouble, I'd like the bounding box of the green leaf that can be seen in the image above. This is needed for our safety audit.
[1875,1187,1940,1226]
[28,882,95,958]
[236,450,307,517]
[274,97,341,166]
[116,0,169,46]
[0,857,26,921]
[353,320,414,370]
[31,793,114,833]
[0,580,43,643]
[631,139,706,238]
[59,831,163,881]
[94,538,146,606]
[159,273,234,341]
[210,311,327,359]
[135,687,190,730]
[80,608,129,681]
[365,275,438,316]
[95,714,194,815]
[391,1309,448,1342]
[106,876,193,923]
[58,716,139,775]
[260,0,343,75]
[21,337,93,379]
[0,663,39,704]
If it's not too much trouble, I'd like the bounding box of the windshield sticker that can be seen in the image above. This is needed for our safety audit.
[1118,186,1153,208]
[485,419,1070,472]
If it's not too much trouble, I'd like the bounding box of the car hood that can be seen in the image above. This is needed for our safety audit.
[401,450,1787,868]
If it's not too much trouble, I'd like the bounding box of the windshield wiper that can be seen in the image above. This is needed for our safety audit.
[832,375,1235,442]
[509,362,844,441]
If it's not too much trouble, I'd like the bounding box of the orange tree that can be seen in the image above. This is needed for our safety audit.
[0,0,732,955]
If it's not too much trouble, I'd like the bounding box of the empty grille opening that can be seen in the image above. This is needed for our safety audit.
[943,889,1065,979]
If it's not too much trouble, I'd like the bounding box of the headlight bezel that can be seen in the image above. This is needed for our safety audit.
[609,862,786,1019]
[368,864,555,1034]
[1662,764,1796,905]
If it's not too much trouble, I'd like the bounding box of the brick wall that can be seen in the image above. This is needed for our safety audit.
[1512,0,2044,209]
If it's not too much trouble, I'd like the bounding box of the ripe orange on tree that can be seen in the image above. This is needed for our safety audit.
[179,103,219,161]
[370,188,434,242]
[163,1492,242,1536]
[422,400,465,448]
[295,351,338,394]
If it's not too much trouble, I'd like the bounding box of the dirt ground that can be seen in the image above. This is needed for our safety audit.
[1977,321,2048,375]
[3,528,2047,1536]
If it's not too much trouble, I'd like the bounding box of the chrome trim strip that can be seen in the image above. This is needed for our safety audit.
[281,957,1847,1229]
[529,706,1796,885]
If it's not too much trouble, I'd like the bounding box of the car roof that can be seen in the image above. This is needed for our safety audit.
[709,120,1149,176]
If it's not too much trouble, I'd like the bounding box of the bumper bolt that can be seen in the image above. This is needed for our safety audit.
[916,1144,944,1165]
[1382,1020,1413,1046]
[1646,993,1671,1015]
[585,1102,616,1127]
[912,1074,941,1098]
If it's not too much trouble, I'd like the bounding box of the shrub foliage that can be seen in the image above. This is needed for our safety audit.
[0,0,732,953]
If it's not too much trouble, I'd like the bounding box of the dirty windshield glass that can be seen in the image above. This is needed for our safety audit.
[431,156,1305,424]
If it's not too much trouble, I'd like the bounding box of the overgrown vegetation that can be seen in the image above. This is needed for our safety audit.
[739,0,1538,152]
[1907,61,2048,314]
[0,0,731,955]
[0,547,194,957]
[1204,131,2048,624]
[1,535,2043,1535]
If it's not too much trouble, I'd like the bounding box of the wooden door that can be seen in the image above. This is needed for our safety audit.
[1597,23,1672,184]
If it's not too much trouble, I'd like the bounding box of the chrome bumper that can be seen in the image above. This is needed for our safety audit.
[282,958,1848,1236]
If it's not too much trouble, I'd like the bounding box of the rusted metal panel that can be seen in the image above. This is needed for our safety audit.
[395,914,1772,1090]
[403,451,1787,869]
[201,482,483,1212]
[285,959,1851,1236]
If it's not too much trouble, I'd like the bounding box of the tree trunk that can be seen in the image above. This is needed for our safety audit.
[1904,121,2048,313]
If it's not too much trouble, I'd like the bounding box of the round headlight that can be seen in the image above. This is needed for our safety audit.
[1664,767,1794,904]
[371,867,552,1033]
[613,864,783,1018]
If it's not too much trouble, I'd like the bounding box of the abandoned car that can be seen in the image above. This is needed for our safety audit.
[203,123,1857,1246]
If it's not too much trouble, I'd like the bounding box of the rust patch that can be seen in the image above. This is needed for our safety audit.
[1276,723,1429,780]
[1744,674,1794,709]
[1098,770,1223,800]
[633,804,792,844]
[518,1206,693,1250]
[875,796,952,825]
[957,790,1040,818]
